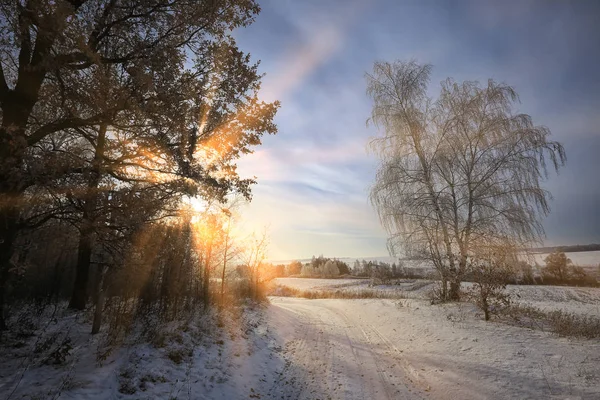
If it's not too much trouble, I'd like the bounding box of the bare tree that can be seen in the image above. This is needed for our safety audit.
[243,229,269,300]
[367,60,566,301]
[220,207,233,305]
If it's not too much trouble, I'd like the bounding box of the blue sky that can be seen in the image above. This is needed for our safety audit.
[233,0,600,260]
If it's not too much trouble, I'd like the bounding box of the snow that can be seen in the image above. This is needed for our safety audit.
[275,278,600,317]
[0,303,289,400]
[268,297,600,399]
[2,284,599,399]
[274,277,367,291]
[506,285,600,317]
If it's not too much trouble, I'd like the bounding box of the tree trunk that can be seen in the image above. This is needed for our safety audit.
[0,259,9,331]
[0,4,92,326]
[440,275,448,302]
[49,252,64,304]
[203,245,213,309]
[410,129,458,300]
[91,265,107,334]
[0,272,7,331]
[0,126,27,330]
[254,272,259,300]
[482,294,490,321]
[220,218,230,306]
[69,230,93,310]
[0,207,19,331]
[449,279,461,301]
[68,124,106,310]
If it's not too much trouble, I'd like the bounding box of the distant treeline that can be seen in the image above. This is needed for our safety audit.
[530,244,600,253]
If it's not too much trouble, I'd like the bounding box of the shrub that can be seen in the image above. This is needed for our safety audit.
[464,256,512,321]
[511,261,537,285]
[43,337,73,365]
[371,265,393,285]
[543,251,571,281]
[546,310,600,339]
[167,349,186,364]
[286,260,303,276]
[503,304,600,339]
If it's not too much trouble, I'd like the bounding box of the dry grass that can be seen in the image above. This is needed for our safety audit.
[268,284,407,300]
[502,304,600,339]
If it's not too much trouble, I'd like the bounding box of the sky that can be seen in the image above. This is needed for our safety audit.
[232,0,600,261]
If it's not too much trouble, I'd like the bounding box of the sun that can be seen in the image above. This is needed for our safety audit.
[186,195,208,215]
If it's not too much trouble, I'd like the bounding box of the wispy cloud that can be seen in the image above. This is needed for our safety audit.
[257,0,370,102]
[233,0,600,259]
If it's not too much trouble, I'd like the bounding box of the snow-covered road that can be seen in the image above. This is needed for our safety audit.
[265,297,600,400]
[266,297,427,400]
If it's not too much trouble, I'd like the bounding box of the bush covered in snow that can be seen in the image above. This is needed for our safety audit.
[301,260,340,277]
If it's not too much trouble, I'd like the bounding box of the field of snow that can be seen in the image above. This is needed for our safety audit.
[274,278,600,318]
[506,285,600,317]
[274,277,365,290]
[273,277,434,300]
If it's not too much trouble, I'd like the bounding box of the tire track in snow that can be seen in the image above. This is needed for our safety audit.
[333,307,394,399]
[336,306,412,400]
[265,305,310,399]
[366,320,429,391]
[268,301,334,399]
[270,298,425,400]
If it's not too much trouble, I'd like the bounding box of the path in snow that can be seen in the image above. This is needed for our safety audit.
[266,297,428,400]
[266,297,600,400]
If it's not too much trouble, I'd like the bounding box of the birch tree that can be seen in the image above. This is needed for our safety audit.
[367,60,565,301]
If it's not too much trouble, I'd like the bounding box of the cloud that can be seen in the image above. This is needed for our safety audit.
[256,0,370,102]
[235,178,387,260]
[232,0,600,259]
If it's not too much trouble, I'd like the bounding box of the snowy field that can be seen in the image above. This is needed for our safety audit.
[273,278,365,290]
[2,282,599,399]
[268,277,600,398]
[506,285,600,317]
[273,277,435,300]
[274,277,600,318]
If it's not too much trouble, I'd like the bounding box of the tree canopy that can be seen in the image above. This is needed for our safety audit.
[0,0,279,329]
